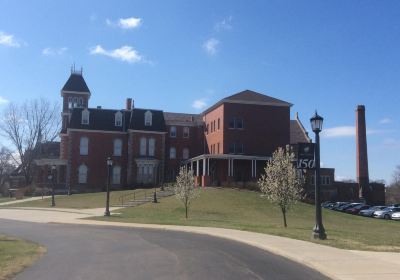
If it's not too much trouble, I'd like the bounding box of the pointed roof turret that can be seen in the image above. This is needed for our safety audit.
[61,66,91,96]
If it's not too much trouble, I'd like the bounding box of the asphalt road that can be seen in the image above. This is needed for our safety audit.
[0,219,329,280]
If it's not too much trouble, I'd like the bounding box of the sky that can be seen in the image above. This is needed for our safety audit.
[0,0,399,183]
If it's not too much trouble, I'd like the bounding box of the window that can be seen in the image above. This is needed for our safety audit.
[183,127,189,138]
[113,139,122,156]
[229,119,235,129]
[115,111,122,127]
[80,137,88,155]
[145,110,152,126]
[81,109,90,125]
[170,147,176,159]
[73,97,78,107]
[148,138,155,157]
[78,97,84,107]
[322,176,331,185]
[229,143,235,153]
[213,120,216,132]
[236,143,244,154]
[236,118,244,129]
[140,137,147,156]
[68,97,73,109]
[112,166,121,184]
[217,118,220,130]
[182,148,189,159]
[78,164,88,184]
[170,126,177,137]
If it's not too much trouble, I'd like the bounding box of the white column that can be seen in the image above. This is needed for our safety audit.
[254,160,257,177]
[190,161,193,172]
[251,160,254,178]
[228,159,231,176]
[202,158,206,176]
[207,158,210,176]
[231,159,234,177]
[196,160,199,176]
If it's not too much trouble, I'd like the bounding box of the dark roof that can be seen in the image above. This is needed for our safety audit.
[37,141,60,158]
[203,89,292,114]
[163,112,203,125]
[61,73,90,93]
[68,108,166,132]
[290,116,311,144]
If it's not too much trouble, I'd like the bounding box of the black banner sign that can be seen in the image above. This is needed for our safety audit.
[297,143,315,169]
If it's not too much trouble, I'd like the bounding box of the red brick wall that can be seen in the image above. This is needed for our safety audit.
[203,104,224,155]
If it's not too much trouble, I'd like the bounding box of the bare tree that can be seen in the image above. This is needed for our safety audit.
[258,146,304,227]
[386,165,400,204]
[174,166,199,219]
[0,98,60,185]
[0,147,15,193]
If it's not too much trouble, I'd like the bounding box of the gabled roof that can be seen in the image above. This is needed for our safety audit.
[290,114,312,144]
[61,73,90,93]
[129,108,166,132]
[203,89,292,114]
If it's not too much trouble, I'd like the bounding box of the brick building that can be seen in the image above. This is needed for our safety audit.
[56,70,312,192]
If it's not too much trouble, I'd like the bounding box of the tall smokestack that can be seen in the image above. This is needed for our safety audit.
[356,105,370,202]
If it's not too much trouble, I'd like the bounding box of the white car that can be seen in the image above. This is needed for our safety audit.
[373,207,400,219]
[390,211,400,220]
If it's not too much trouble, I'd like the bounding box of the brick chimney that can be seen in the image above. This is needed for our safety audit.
[126,98,132,110]
[356,105,370,202]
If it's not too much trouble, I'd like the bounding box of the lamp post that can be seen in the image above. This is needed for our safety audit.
[104,157,113,216]
[310,111,327,240]
[49,165,56,207]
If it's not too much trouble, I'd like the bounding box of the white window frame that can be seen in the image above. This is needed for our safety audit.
[183,127,189,138]
[145,110,152,126]
[115,111,122,127]
[140,137,147,156]
[112,166,121,184]
[170,126,177,138]
[113,139,122,156]
[81,109,90,125]
[80,137,89,155]
[148,138,155,157]
[170,147,176,159]
[78,164,88,184]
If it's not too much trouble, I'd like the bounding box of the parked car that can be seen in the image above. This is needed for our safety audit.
[337,203,362,212]
[345,204,370,215]
[390,211,400,220]
[359,206,386,217]
[373,207,400,219]
[331,202,349,211]
[322,202,335,209]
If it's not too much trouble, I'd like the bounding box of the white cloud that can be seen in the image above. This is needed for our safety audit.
[42,47,67,56]
[321,126,355,138]
[214,16,233,31]
[90,45,143,63]
[106,17,142,29]
[379,118,392,124]
[203,38,219,56]
[192,98,208,110]
[0,96,9,105]
[0,31,20,47]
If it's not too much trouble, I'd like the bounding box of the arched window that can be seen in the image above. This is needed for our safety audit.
[81,109,90,125]
[113,139,122,156]
[140,137,147,156]
[182,148,189,159]
[78,164,88,184]
[115,111,122,127]
[80,137,88,155]
[169,147,176,159]
[73,97,78,108]
[170,126,177,138]
[183,127,189,138]
[148,138,155,157]
[112,166,121,184]
[145,110,152,126]
[78,97,84,107]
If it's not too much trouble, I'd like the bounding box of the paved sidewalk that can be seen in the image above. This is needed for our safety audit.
[0,196,51,206]
[0,207,399,280]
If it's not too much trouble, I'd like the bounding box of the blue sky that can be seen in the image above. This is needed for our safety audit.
[0,0,399,183]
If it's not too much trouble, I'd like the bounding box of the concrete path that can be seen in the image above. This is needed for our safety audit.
[0,207,399,280]
[0,196,51,206]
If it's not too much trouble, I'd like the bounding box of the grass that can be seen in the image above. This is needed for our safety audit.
[1,189,156,209]
[0,197,13,203]
[0,235,45,280]
[94,187,400,252]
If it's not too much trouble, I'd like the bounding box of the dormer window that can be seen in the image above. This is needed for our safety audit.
[145,110,152,126]
[115,111,122,127]
[81,109,90,125]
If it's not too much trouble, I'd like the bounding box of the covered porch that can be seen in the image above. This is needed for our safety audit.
[182,154,270,187]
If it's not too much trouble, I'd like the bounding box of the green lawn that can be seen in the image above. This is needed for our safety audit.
[0,235,45,280]
[94,187,400,252]
[0,197,13,203]
[1,189,156,209]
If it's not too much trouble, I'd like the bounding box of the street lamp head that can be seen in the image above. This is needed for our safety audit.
[51,165,56,170]
[107,157,113,166]
[47,175,53,180]
[310,111,324,133]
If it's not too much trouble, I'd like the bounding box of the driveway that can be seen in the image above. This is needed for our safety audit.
[0,219,328,280]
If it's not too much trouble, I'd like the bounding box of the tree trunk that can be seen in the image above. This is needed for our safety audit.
[281,207,287,227]
[185,205,188,219]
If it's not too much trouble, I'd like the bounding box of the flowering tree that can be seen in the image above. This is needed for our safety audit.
[174,166,199,219]
[258,146,304,227]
